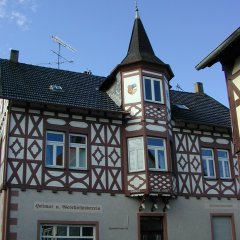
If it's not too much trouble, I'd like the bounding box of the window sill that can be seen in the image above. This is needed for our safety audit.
[69,167,89,172]
[149,169,168,172]
[219,178,234,181]
[204,177,234,181]
[45,166,65,170]
[128,169,146,174]
[144,100,164,105]
[203,176,216,180]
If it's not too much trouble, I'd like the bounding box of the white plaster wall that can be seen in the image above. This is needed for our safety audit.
[11,189,240,240]
[13,190,139,240]
[167,197,240,240]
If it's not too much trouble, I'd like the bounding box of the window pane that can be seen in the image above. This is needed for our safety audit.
[128,138,143,150]
[202,160,208,176]
[137,149,144,170]
[148,149,155,168]
[129,150,137,171]
[154,80,161,102]
[158,150,165,169]
[70,135,86,144]
[82,227,94,236]
[219,161,224,178]
[69,226,80,236]
[128,137,144,171]
[56,226,67,236]
[79,148,86,168]
[46,145,53,166]
[224,161,230,178]
[56,146,63,166]
[47,132,64,142]
[144,78,152,100]
[202,149,213,157]
[209,160,215,177]
[148,138,163,147]
[69,147,76,167]
[42,226,54,236]
[218,150,228,158]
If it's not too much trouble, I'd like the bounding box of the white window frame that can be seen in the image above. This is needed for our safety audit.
[143,76,164,104]
[69,134,87,170]
[217,149,231,179]
[147,137,167,171]
[201,148,216,178]
[46,131,65,168]
[127,137,145,173]
[40,224,96,239]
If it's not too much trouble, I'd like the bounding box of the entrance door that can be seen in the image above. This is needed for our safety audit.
[140,216,164,240]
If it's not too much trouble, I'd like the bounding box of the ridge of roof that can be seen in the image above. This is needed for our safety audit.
[0,58,105,78]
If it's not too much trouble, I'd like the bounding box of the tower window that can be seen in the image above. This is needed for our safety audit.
[147,137,167,171]
[143,77,164,103]
[127,137,145,172]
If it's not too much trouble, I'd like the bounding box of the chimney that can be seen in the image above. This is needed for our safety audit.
[194,82,204,94]
[10,49,19,63]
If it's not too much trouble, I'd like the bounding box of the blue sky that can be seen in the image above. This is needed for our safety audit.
[0,1,239,106]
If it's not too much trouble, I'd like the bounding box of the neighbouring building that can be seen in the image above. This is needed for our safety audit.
[196,27,240,155]
[0,9,239,240]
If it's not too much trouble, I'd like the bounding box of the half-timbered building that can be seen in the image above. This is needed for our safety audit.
[0,9,239,240]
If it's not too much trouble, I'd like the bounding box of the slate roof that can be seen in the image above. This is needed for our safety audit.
[0,59,123,113]
[121,15,163,66]
[0,58,231,127]
[170,90,231,128]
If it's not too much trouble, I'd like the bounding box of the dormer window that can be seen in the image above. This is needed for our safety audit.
[143,77,164,104]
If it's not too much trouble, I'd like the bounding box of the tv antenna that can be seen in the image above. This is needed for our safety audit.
[176,84,184,91]
[51,35,76,69]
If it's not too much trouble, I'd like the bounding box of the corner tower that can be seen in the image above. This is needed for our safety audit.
[101,8,175,200]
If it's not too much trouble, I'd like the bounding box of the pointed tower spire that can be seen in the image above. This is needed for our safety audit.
[121,8,166,67]
[135,0,140,19]
[100,6,174,90]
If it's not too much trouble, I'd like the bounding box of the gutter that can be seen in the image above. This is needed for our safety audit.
[196,27,240,70]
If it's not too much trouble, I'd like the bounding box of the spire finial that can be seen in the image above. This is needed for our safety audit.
[135,0,139,19]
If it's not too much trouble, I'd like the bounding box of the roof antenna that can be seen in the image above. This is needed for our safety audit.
[51,35,76,69]
[176,84,184,92]
[135,0,140,19]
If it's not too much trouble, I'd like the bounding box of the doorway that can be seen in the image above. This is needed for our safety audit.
[140,216,164,240]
